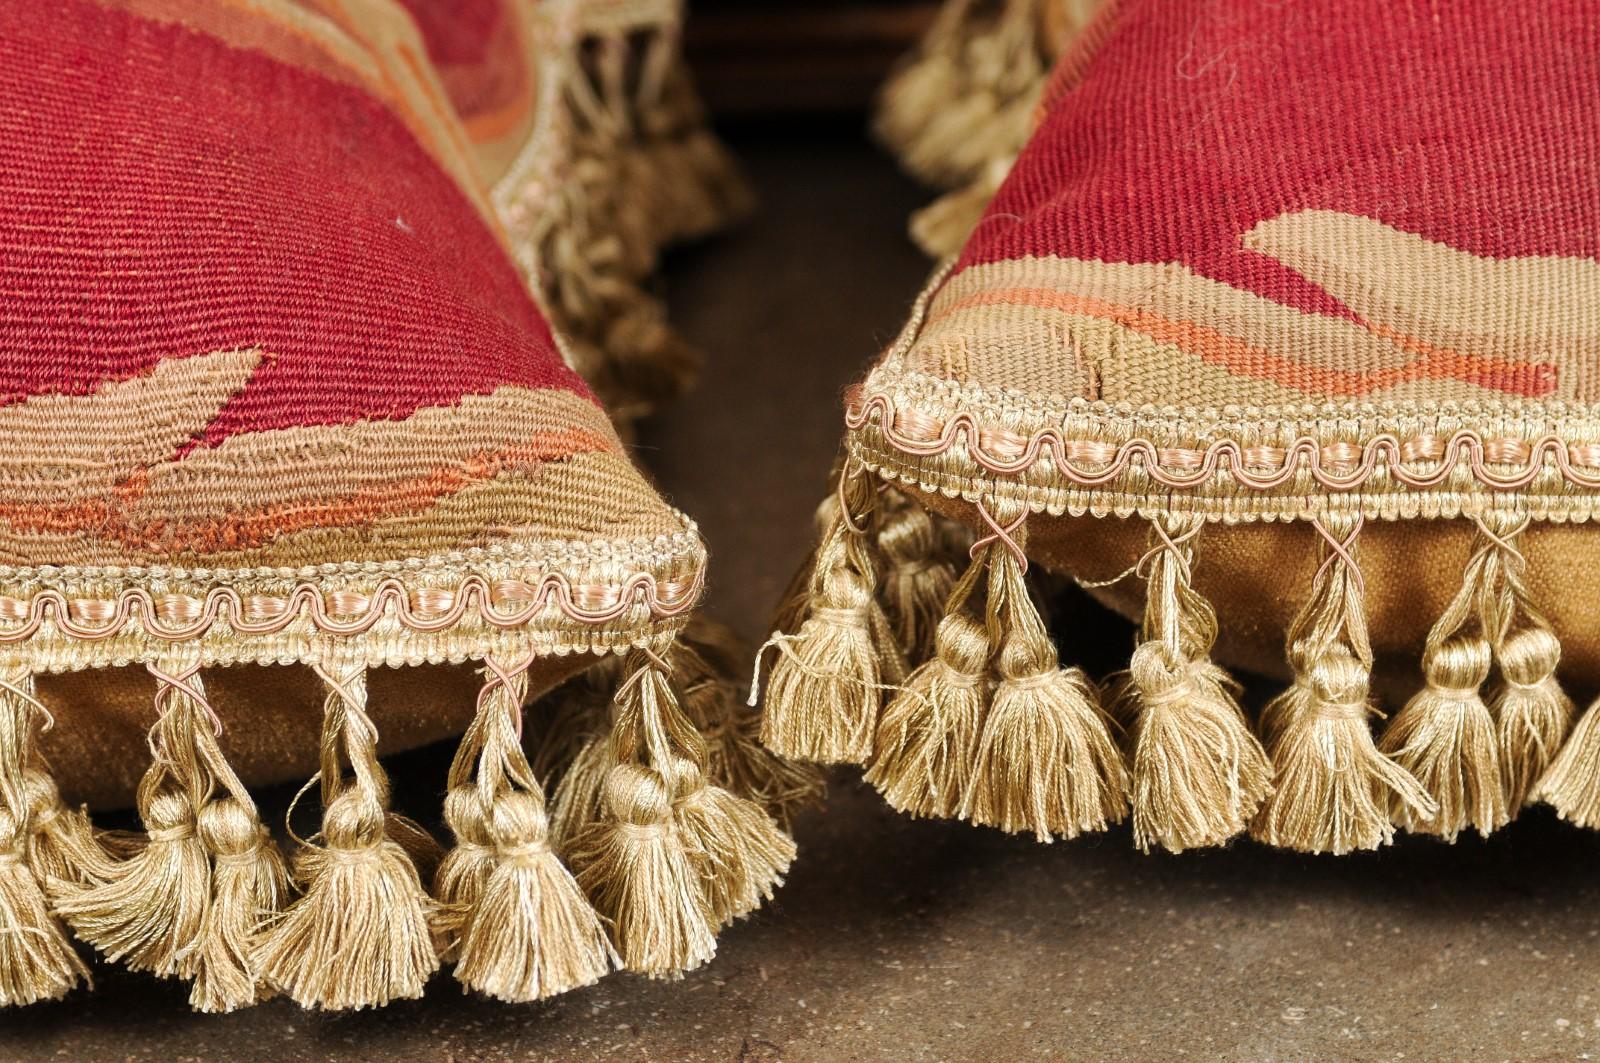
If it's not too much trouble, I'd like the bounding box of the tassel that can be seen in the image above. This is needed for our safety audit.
[1527,505,1600,824]
[877,0,1047,187]
[54,665,283,1010]
[459,789,616,1002]
[431,786,495,962]
[1379,637,1505,840]
[569,649,791,973]
[622,25,753,248]
[672,632,824,828]
[876,489,961,664]
[548,729,613,852]
[190,795,289,1013]
[1377,546,1506,843]
[0,670,90,1005]
[1497,626,1574,811]
[0,803,89,1006]
[666,755,796,928]
[19,769,114,885]
[1106,516,1272,853]
[54,666,216,981]
[1378,526,1510,840]
[770,492,841,640]
[568,651,716,976]
[864,549,992,819]
[1470,514,1575,811]
[649,655,794,927]
[1250,517,1436,854]
[874,0,969,169]
[568,761,714,978]
[510,19,703,417]
[1534,697,1600,828]
[255,662,438,1010]
[529,656,624,850]
[436,657,614,1003]
[908,155,1014,258]
[960,509,1128,841]
[760,463,906,764]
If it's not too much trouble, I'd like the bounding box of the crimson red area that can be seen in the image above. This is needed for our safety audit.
[397,0,503,65]
[960,0,1600,319]
[0,0,590,447]
[398,0,526,124]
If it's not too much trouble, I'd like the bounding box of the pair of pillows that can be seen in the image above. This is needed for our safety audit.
[6,0,1598,1020]
[0,0,806,1016]
[764,0,1600,861]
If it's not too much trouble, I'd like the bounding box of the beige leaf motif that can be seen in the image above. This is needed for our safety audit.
[1245,210,1600,398]
[0,347,261,509]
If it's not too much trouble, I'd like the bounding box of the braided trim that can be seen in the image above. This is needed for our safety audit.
[845,381,1600,522]
[0,528,704,674]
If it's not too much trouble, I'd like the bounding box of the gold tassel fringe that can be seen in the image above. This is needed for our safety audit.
[875,0,1049,188]
[1376,532,1507,841]
[0,671,92,1005]
[673,629,825,829]
[864,557,992,820]
[435,658,615,1003]
[1249,517,1436,853]
[570,649,794,976]
[759,464,906,764]
[1106,516,1271,853]
[1468,514,1576,813]
[961,524,1128,841]
[56,664,285,1013]
[254,662,437,1010]
[508,14,748,419]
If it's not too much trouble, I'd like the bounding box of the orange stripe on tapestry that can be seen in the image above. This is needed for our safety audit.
[942,286,1558,399]
[1,430,614,551]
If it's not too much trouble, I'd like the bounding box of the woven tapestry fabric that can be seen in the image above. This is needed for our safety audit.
[397,0,541,181]
[768,0,1600,861]
[0,0,686,570]
[910,0,1600,408]
[0,2,791,1014]
[846,0,1600,682]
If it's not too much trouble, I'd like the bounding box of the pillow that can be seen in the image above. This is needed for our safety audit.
[762,0,1600,859]
[400,0,753,418]
[35,0,754,809]
[0,0,795,1014]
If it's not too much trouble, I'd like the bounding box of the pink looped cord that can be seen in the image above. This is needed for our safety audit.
[147,661,224,738]
[1471,514,1530,555]
[970,501,1029,572]
[1147,519,1203,583]
[1311,515,1366,597]
[478,652,539,741]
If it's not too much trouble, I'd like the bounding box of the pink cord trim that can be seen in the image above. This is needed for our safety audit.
[970,501,1028,572]
[844,387,1600,494]
[0,568,702,646]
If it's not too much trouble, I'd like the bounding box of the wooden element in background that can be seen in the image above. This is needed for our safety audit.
[686,3,938,115]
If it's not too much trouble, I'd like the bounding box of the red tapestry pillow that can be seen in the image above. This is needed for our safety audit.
[401,0,753,418]
[0,0,797,1014]
[763,0,1600,859]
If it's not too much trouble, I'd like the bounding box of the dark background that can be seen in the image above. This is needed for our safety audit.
[9,13,1600,1060]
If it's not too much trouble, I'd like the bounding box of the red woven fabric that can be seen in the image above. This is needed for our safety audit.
[0,0,590,444]
[960,0,1600,343]
[397,0,529,127]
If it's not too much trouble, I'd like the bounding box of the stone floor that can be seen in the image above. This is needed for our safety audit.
[11,127,1600,1063]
